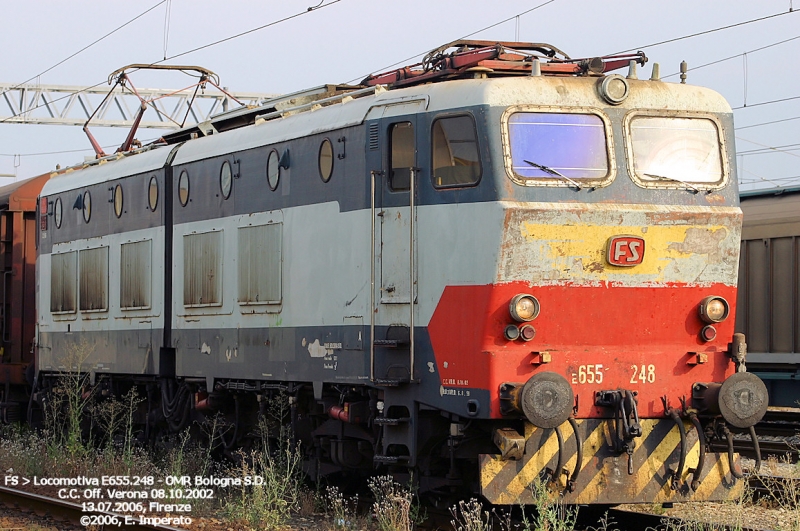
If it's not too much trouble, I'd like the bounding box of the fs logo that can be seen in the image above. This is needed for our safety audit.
[606,235,645,267]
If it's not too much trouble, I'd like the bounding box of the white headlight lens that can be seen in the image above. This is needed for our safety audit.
[510,294,540,322]
[700,296,729,323]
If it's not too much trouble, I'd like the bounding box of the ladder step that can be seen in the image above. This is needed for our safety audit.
[373,378,409,387]
[373,455,409,464]
[374,417,410,426]
[373,339,407,348]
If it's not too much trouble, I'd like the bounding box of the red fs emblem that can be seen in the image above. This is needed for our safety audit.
[606,235,645,267]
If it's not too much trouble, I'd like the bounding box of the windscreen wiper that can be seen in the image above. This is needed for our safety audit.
[643,173,701,194]
[524,159,582,190]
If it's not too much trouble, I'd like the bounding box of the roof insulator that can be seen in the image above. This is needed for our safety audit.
[650,63,661,81]
[627,60,638,80]
[530,58,542,77]
[680,61,688,84]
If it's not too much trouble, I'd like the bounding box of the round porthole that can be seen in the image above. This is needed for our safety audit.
[83,191,92,223]
[220,160,232,199]
[148,176,158,211]
[267,149,280,191]
[178,170,190,206]
[54,197,63,228]
[114,184,123,218]
[319,138,333,182]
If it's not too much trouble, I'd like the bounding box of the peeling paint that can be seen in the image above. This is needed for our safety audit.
[307,339,332,358]
[668,227,727,262]
[498,203,741,286]
[201,343,211,355]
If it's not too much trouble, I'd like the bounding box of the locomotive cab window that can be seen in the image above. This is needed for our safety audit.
[504,110,613,187]
[390,122,414,191]
[626,114,726,189]
[432,115,481,188]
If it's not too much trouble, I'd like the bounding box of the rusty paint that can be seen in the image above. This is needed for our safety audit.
[480,419,743,505]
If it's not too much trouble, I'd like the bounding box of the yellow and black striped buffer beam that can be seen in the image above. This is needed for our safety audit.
[480,419,744,505]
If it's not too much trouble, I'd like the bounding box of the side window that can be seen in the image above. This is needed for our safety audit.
[432,115,482,188]
[120,240,152,310]
[79,246,109,312]
[238,223,282,305]
[389,122,414,191]
[51,251,77,313]
[184,231,222,307]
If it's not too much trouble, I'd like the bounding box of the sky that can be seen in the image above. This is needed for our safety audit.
[0,0,798,191]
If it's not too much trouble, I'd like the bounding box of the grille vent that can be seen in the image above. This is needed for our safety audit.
[369,123,379,150]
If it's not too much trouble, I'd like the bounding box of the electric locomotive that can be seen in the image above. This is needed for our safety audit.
[34,41,768,505]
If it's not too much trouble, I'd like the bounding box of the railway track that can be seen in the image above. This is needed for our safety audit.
[708,406,800,463]
[602,508,772,531]
[0,485,189,531]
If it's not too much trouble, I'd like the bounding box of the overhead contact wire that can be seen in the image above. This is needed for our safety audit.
[0,1,343,125]
[346,0,558,84]
[0,1,167,101]
[609,9,799,55]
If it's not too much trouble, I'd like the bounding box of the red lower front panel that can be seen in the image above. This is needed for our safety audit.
[427,282,737,418]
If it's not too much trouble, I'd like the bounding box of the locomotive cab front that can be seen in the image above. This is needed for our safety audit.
[413,53,768,504]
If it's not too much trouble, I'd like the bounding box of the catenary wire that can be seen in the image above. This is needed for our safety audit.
[735,115,800,130]
[662,34,800,79]
[0,1,167,101]
[345,0,558,84]
[609,9,798,55]
[733,94,800,110]
[0,1,343,125]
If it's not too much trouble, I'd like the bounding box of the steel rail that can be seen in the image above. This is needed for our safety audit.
[0,485,188,531]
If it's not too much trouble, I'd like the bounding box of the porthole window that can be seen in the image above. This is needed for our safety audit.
[113,184,123,218]
[220,160,232,199]
[148,176,158,211]
[267,149,280,191]
[178,170,190,206]
[54,197,63,228]
[319,138,334,182]
[83,191,92,223]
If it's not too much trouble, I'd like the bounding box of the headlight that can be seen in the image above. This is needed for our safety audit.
[699,296,729,323]
[509,294,540,322]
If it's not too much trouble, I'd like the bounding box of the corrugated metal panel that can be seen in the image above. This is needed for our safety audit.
[238,223,281,304]
[736,237,799,353]
[50,251,76,313]
[184,231,222,307]
[120,240,152,309]
[79,246,108,312]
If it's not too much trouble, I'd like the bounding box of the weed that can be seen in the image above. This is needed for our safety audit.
[450,498,491,531]
[325,485,359,531]
[368,475,413,531]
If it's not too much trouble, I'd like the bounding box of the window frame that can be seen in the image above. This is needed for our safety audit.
[318,138,334,183]
[54,197,63,229]
[220,160,233,199]
[148,175,159,211]
[267,149,281,191]
[178,170,190,206]
[430,112,482,190]
[623,110,729,191]
[500,105,616,188]
[82,191,92,222]
[113,184,123,218]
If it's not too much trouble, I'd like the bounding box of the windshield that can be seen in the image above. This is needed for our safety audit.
[507,112,609,182]
[629,116,724,185]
